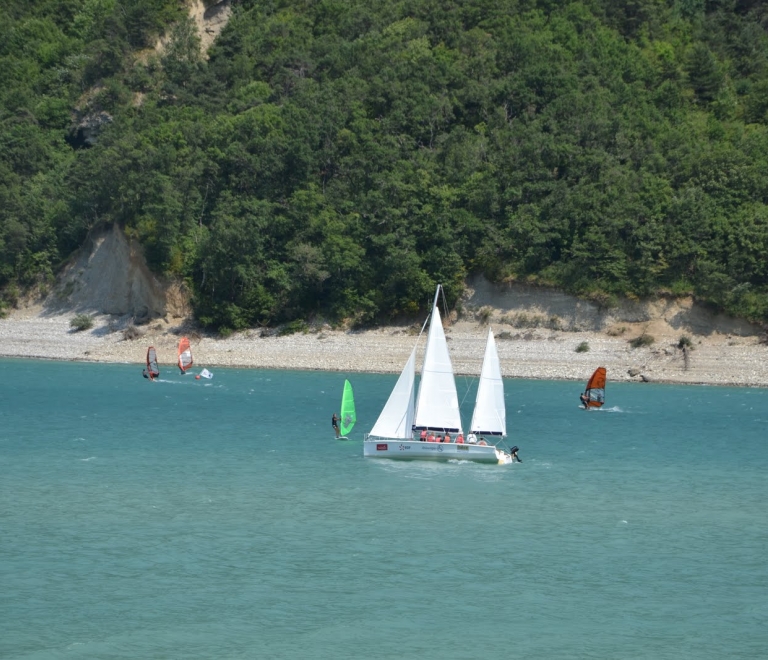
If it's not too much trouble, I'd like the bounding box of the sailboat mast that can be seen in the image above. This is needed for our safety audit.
[432,284,441,312]
[418,284,441,385]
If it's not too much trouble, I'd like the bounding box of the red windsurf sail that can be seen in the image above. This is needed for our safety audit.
[178,337,193,373]
[584,367,606,408]
[146,346,160,380]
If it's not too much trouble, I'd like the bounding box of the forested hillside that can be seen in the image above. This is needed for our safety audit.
[3,0,768,330]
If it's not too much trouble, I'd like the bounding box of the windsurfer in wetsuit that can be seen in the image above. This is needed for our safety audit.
[579,392,589,408]
[332,412,340,438]
[142,369,149,379]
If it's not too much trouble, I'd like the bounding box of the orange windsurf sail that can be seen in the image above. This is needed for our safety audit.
[178,337,193,373]
[146,346,160,380]
[584,367,606,408]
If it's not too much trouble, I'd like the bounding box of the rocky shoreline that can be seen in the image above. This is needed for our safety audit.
[1,306,767,387]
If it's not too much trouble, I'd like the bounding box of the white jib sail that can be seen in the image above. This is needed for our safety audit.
[369,347,416,439]
[413,303,463,433]
[470,328,506,437]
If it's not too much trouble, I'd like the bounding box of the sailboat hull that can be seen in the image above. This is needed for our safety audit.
[364,439,511,464]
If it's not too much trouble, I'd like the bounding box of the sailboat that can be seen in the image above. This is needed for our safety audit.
[338,379,356,440]
[581,367,606,409]
[146,346,160,380]
[364,285,514,465]
[178,337,193,374]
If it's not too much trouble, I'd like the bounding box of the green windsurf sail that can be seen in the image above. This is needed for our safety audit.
[340,379,356,437]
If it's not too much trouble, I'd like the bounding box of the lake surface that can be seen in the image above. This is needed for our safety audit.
[1,358,766,659]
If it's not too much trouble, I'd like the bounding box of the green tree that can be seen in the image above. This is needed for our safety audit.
[686,43,722,103]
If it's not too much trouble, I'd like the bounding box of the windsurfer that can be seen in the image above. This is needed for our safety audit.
[332,413,340,438]
[581,367,607,410]
[142,369,149,379]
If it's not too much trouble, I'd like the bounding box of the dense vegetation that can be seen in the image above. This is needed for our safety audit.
[3,0,768,329]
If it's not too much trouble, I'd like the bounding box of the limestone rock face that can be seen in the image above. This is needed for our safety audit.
[69,111,113,148]
[47,224,186,320]
[155,0,233,58]
[192,0,233,56]
[462,274,760,339]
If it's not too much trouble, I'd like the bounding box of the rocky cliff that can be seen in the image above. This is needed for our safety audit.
[46,224,188,322]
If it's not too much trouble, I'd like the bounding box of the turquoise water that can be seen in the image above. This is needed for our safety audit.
[1,358,766,659]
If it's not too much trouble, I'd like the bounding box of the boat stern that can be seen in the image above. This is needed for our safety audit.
[495,449,513,465]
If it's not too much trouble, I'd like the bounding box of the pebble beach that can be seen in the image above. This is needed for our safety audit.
[2,305,767,387]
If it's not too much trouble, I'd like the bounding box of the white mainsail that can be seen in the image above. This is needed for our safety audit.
[469,328,506,437]
[369,348,416,439]
[413,289,463,433]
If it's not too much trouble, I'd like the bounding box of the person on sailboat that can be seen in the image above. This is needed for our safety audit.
[510,446,522,463]
[443,433,452,443]
[456,433,464,444]
[467,433,477,444]
[419,429,427,441]
[332,413,340,438]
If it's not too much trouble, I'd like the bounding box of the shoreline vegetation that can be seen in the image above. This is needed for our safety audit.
[5,3,768,334]
[2,304,767,388]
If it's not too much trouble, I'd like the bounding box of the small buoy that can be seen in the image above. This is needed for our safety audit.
[195,375,201,380]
